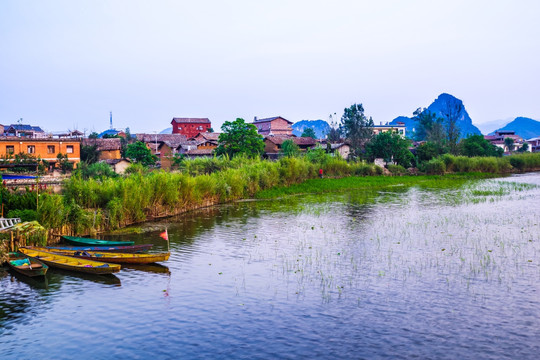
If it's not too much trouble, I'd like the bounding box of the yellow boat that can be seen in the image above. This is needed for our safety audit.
[19,248,121,274]
[28,247,170,265]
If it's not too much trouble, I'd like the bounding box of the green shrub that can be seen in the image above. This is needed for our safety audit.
[7,209,38,222]
[509,156,525,171]
[424,158,446,175]
[387,164,407,175]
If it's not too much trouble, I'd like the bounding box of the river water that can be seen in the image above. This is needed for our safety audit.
[2,173,540,359]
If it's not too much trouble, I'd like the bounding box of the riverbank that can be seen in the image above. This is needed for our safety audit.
[2,153,540,252]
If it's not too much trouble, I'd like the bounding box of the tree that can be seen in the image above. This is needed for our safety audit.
[416,142,444,163]
[441,102,463,155]
[215,118,264,158]
[125,141,157,166]
[504,137,515,153]
[326,127,341,143]
[88,132,99,139]
[365,132,414,168]
[459,135,502,157]
[280,139,299,157]
[412,108,446,149]
[208,128,214,133]
[80,144,101,164]
[301,127,317,139]
[340,103,374,158]
[518,143,529,153]
[56,153,73,173]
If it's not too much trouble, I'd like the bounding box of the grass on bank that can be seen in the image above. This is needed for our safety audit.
[2,151,539,241]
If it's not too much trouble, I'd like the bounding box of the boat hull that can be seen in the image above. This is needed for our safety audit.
[19,248,121,274]
[45,244,153,253]
[32,247,170,264]
[6,252,48,277]
[62,236,135,247]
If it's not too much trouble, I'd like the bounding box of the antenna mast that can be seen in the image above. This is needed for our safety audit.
[110,111,113,130]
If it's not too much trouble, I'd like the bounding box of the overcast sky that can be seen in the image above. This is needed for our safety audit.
[1,0,539,134]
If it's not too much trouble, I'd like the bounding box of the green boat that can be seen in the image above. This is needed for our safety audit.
[62,235,135,247]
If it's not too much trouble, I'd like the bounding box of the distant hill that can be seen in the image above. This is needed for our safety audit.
[160,127,172,134]
[292,120,330,139]
[389,93,481,139]
[492,117,540,139]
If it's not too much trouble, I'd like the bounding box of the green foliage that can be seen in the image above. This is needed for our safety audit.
[57,153,73,173]
[459,135,503,157]
[509,156,524,171]
[301,127,317,138]
[326,127,341,143]
[88,132,99,139]
[504,137,515,152]
[215,118,264,158]
[416,142,444,163]
[387,164,408,175]
[1,187,37,213]
[280,139,299,158]
[7,209,37,222]
[125,141,157,166]
[340,103,374,158]
[365,132,414,168]
[77,161,118,180]
[81,144,101,164]
[423,158,446,175]
[305,147,329,164]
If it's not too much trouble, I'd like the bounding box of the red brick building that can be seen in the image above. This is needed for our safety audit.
[252,116,293,136]
[171,118,211,138]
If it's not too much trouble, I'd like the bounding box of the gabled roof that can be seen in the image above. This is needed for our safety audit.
[253,116,293,125]
[135,133,189,149]
[188,132,220,141]
[6,124,44,132]
[171,118,211,124]
[264,135,316,146]
[82,138,122,151]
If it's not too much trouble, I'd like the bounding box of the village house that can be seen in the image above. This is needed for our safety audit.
[0,137,81,170]
[252,116,293,136]
[171,118,212,138]
[263,135,317,159]
[372,122,406,138]
[329,143,351,160]
[136,133,191,169]
[484,131,529,153]
[527,137,540,153]
[103,159,132,174]
[3,124,46,138]
[82,138,122,160]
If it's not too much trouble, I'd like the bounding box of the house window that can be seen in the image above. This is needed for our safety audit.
[6,145,14,154]
[47,145,55,154]
[27,145,35,154]
[66,145,74,154]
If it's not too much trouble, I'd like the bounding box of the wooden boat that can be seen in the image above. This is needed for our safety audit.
[62,235,135,247]
[45,244,153,253]
[31,247,170,265]
[19,248,121,274]
[6,251,48,277]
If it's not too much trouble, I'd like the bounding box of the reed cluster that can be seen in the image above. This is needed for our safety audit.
[37,155,380,235]
[423,153,540,175]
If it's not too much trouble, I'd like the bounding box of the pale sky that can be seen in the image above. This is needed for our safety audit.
[1,0,539,134]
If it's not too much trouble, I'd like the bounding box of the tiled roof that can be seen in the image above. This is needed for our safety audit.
[253,116,293,125]
[171,118,211,124]
[197,132,220,141]
[82,138,122,151]
[104,159,131,165]
[6,124,45,132]
[186,149,214,155]
[264,135,316,146]
[135,133,189,148]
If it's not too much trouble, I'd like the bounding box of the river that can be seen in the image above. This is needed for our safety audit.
[1,173,540,359]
